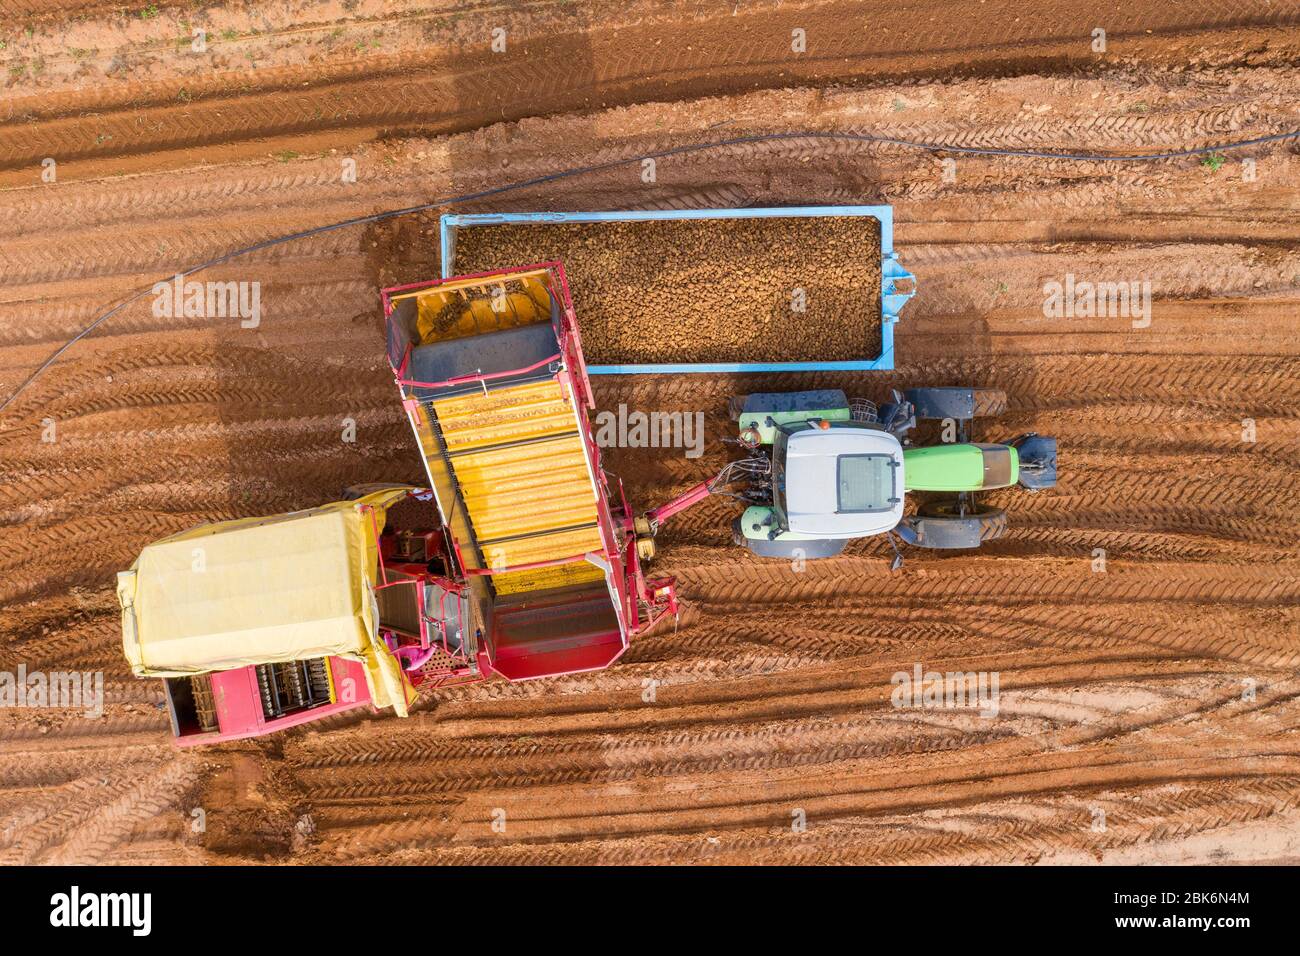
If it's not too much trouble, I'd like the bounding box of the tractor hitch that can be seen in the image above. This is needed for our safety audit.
[1008,433,1058,490]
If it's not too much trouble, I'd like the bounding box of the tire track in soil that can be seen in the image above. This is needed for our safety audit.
[4,2,1296,183]
[295,671,1289,858]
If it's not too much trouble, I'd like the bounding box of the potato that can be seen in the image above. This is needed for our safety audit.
[453,217,883,365]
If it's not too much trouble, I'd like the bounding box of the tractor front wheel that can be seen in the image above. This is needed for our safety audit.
[736,531,848,559]
[971,388,1008,417]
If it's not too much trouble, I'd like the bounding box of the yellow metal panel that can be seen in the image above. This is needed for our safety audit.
[481,526,605,571]
[434,381,572,450]
[493,561,607,596]
[391,270,553,346]
[454,451,595,540]
[430,377,602,572]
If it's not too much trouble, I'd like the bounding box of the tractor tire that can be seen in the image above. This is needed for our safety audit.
[917,501,1008,543]
[730,517,847,558]
[727,395,749,421]
[906,386,1006,420]
[744,537,847,559]
[971,388,1007,417]
[977,508,1008,542]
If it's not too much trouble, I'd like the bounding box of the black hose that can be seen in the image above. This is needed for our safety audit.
[4,126,1297,414]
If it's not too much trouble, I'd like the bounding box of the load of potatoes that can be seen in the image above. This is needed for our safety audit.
[453,217,883,365]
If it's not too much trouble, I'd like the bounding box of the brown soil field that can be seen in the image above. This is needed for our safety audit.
[1,0,1298,865]
[452,216,883,363]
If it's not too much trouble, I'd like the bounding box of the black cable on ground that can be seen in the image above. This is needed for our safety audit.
[3,126,1297,414]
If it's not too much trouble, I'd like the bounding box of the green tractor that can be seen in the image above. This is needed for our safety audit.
[715,387,1057,564]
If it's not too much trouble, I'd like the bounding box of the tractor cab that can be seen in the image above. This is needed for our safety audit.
[725,391,905,559]
[777,422,905,538]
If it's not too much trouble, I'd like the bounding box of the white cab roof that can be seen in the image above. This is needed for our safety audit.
[784,426,905,538]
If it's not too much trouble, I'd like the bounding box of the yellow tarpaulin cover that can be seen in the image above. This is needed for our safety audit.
[116,487,417,717]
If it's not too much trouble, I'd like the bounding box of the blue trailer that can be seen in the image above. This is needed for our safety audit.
[439,205,915,375]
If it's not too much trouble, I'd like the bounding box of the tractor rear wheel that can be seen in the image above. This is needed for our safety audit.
[906,386,1006,420]
[916,501,1008,543]
[971,388,1007,417]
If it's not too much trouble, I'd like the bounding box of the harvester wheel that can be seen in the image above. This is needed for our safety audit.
[727,396,749,421]
[633,515,652,536]
[636,536,657,561]
[917,501,1008,543]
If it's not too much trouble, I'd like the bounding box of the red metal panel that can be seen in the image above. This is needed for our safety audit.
[328,658,372,708]
[212,666,263,738]
[172,659,375,748]
[489,635,626,681]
